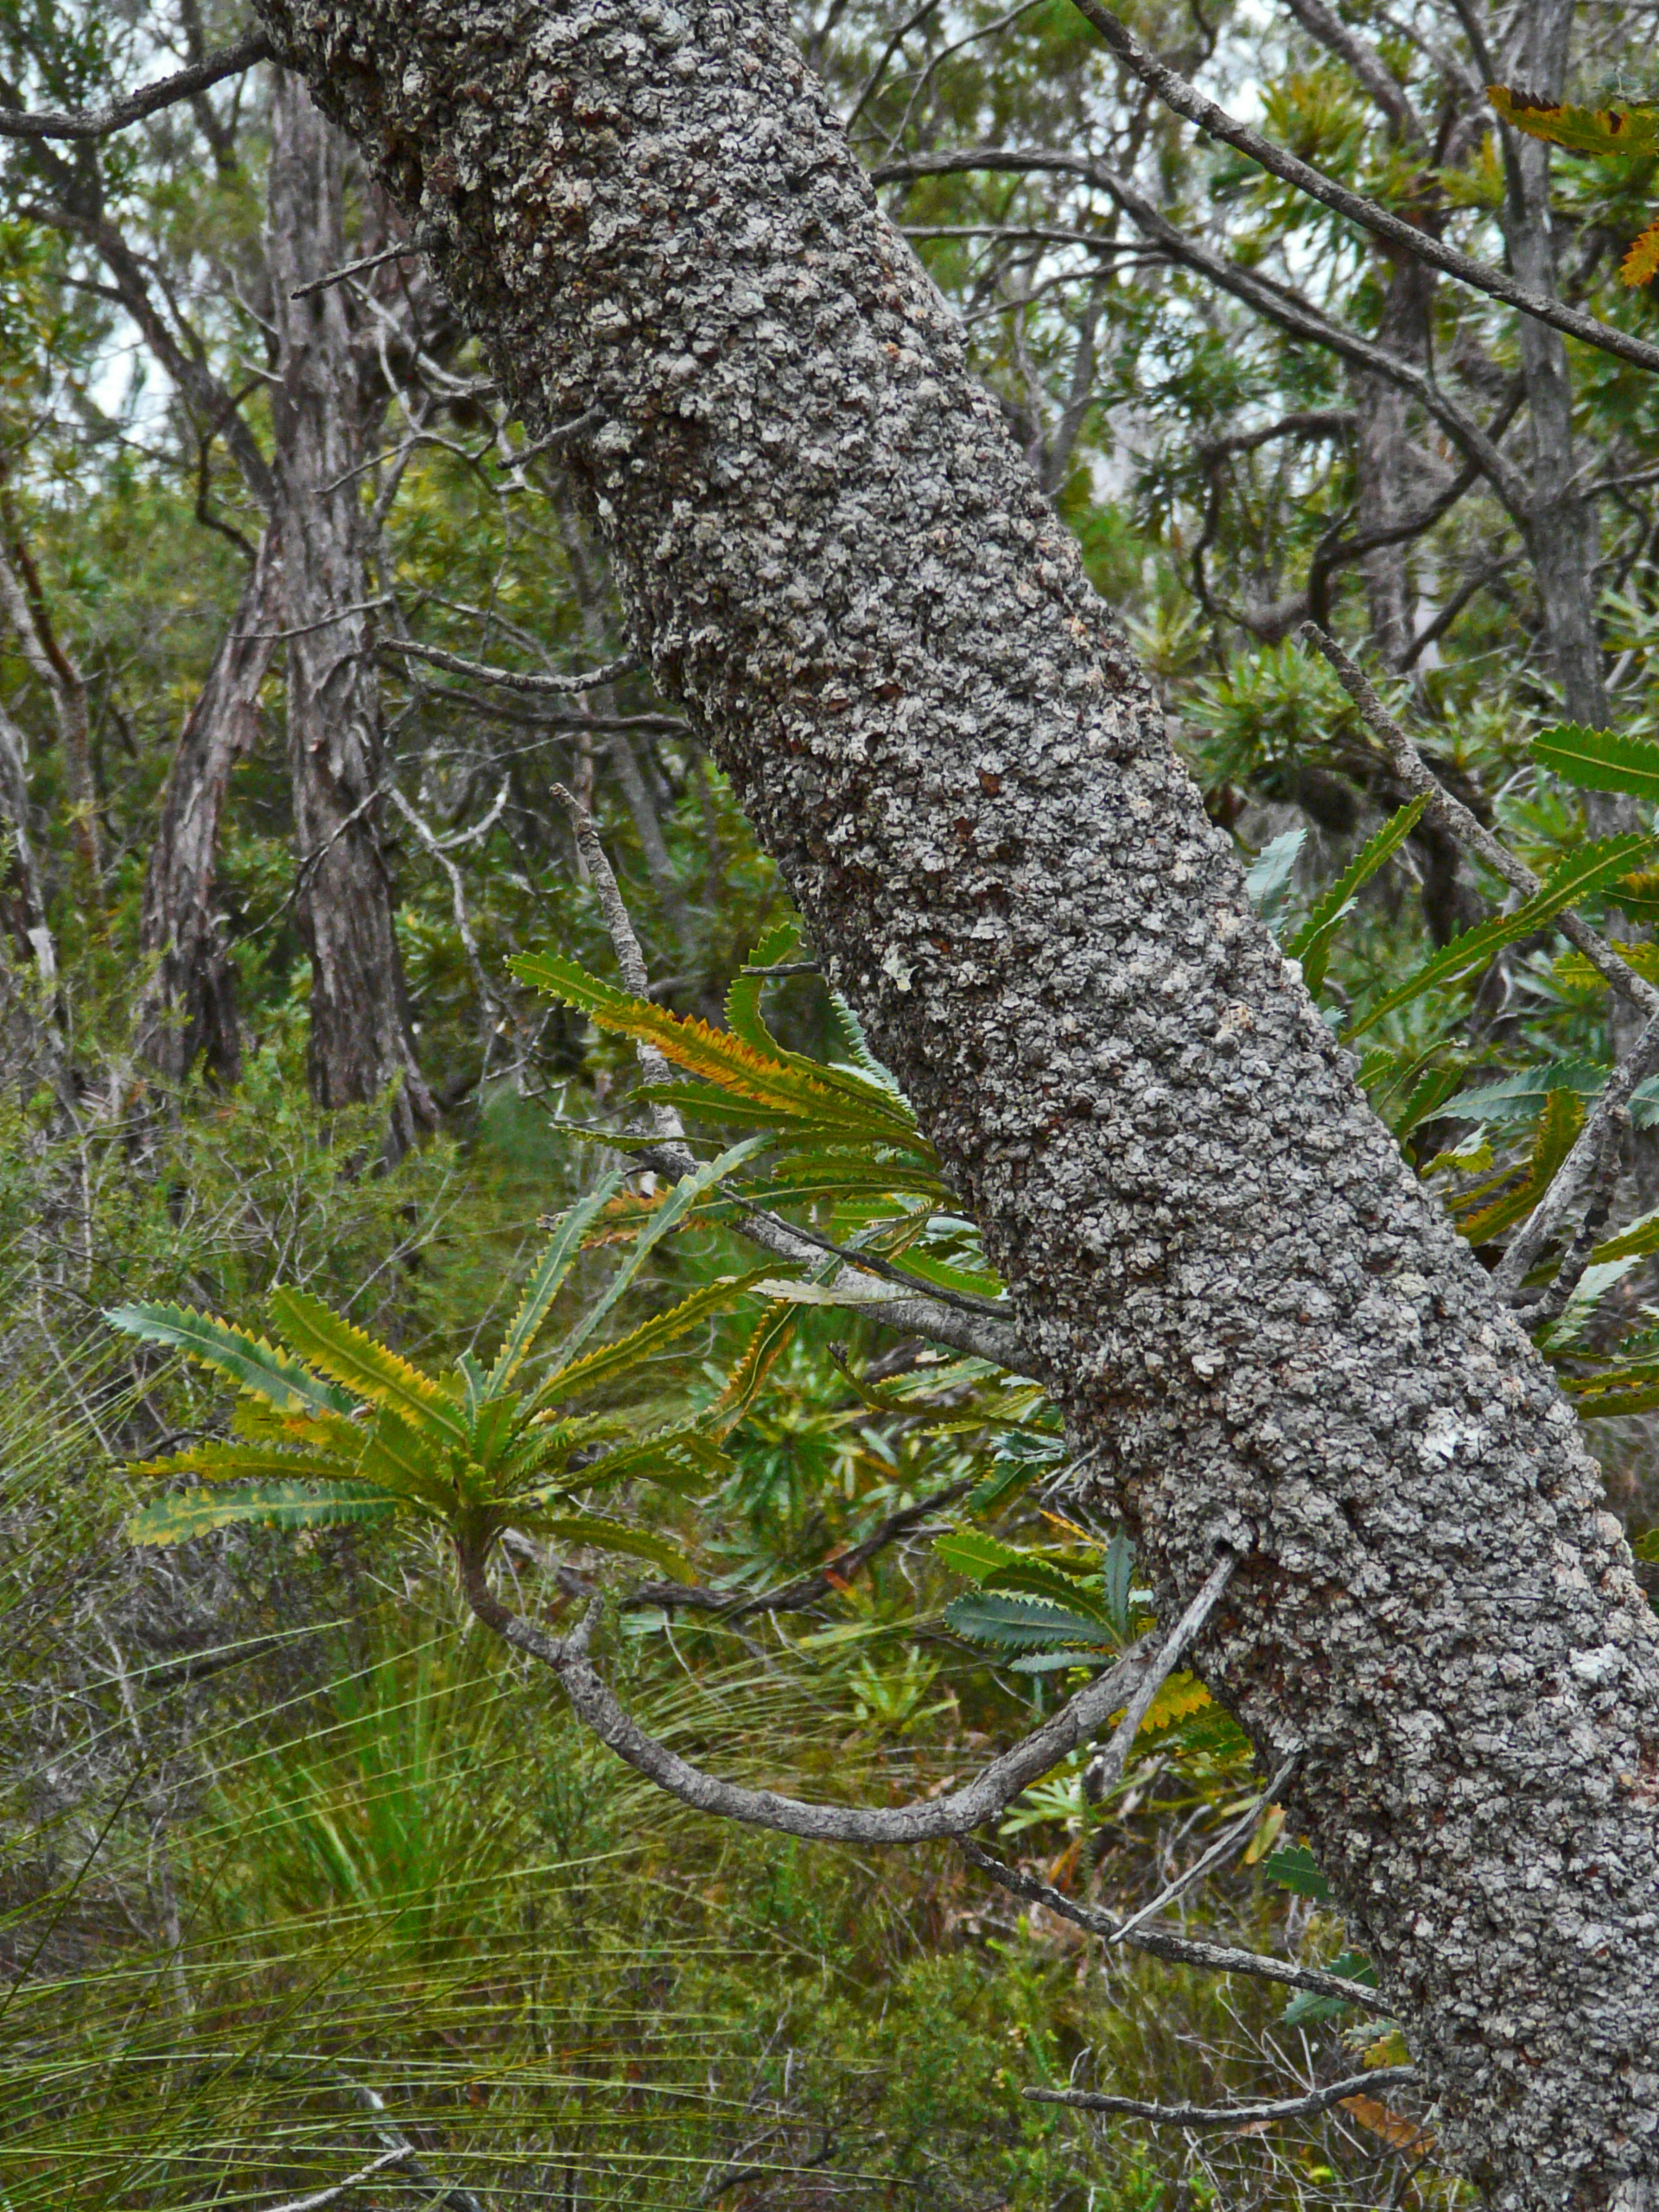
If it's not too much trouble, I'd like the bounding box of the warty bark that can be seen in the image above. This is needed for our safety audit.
[247,3,1659,2203]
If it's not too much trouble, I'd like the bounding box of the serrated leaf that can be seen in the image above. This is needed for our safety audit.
[934,1529,1030,1583]
[1287,795,1427,995]
[965,1452,1047,1516]
[1623,213,1659,288]
[547,1138,771,1375]
[1488,86,1659,158]
[1243,827,1306,934]
[486,1173,625,1389]
[1134,1670,1214,1738]
[519,1511,694,1582]
[711,1300,798,1434]
[1532,723,1659,804]
[127,1480,400,1547]
[541,1270,771,1408]
[105,1303,353,1416]
[1454,1085,1583,1244]
[1449,1059,1605,1124]
[130,1441,361,1484]
[1263,1842,1331,1900]
[1350,835,1658,1038]
[944,1591,1116,1650]
[724,919,802,1057]
[1282,1951,1379,2027]
[268,1287,467,1449]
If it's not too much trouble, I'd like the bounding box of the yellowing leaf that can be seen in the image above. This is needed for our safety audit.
[1623,213,1659,289]
[1338,2094,1433,2158]
[1488,87,1659,159]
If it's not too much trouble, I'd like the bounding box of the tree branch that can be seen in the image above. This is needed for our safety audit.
[1064,0,1659,377]
[959,1840,1388,2007]
[458,1552,1235,1844]
[0,36,270,142]
[1024,2066,1420,2125]
[378,636,636,694]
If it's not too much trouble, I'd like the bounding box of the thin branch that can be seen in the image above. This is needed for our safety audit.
[1299,624,1659,1018]
[378,637,637,694]
[1084,1555,1237,1802]
[874,149,1529,514]
[501,405,606,464]
[625,1476,976,1618]
[1025,2066,1419,2125]
[1109,1754,1298,1942]
[289,242,421,302]
[1064,0,1659,377]
[457,1560,1166,1844]
[0,36,270,142]
[959,1840,1388,2006]
[263,2149,410,2212]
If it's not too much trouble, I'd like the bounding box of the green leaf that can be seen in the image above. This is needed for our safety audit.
[711,1300,798,1434]
[268,1287,469,1451]
[1350,835,1659,1038]
[1287,795,1427,995]
[944,1592,1117,1651]
[547,1138,771,1374]
[542,1270,771,1408]
[1453,1086,1583,1245]
[127,1480,400,1547]
[104,1304,353,1417]
[933,1529,1030,1583]
[1489,87,1659,160]
[1262,1843,1330,1900]
[486,1173,625,1389]
[1532,723,1659,804]
[519,1511,695,1582]
[1449,1059,1605,1125]
[1243,827,1306,935]
[1282,1952,1378,2027]
[723,919,801,1057]
[131,1441,360,1484]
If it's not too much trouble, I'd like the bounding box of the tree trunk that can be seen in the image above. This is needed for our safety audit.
[0,700,54,984]
[134,528,282,1088]
[250,3,1659,2202]
[1498,0,1606,734]
[264,68,435,1156]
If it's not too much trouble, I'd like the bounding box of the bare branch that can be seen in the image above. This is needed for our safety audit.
[0,36,270,142]
[959,1840,1389,2007]
[378,637,637,694]
[1109,1755,1298,1942]
[263,2149,409,2212]
[874,149,1530,514]
[626,1475,976,1618]
[1084,1556,1237,1802]
[1064,0,1659,377]
[1025,2066,1419,2126]
[289,241,421,302]
[1298,623,1659,1019]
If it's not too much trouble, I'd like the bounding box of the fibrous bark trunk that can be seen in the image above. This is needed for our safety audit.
[250,3,1659,2202]
[264,68,435,1154]
[135,528,282,1087]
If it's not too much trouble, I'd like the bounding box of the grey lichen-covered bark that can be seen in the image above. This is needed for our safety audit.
[247,3,1659,2202]
[135,529,282,1088]
[265,70,435,1153]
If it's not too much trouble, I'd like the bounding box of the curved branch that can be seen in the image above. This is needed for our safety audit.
[458,1549,1236,1844]
[0,36,270,142]
[1026,2065,1420,2126]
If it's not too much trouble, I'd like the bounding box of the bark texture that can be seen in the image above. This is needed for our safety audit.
[264,69,435,1152]
[247,3,1659,2202]
[135,529,282,1087]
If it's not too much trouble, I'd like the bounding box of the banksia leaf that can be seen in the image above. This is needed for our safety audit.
[128,1479,399,1546]
[944,1591,1116,1650]
[1488,87,1659,158]
[1351,834,1658,1037]
[105,1303,353,1416]
[268,1287,468,1451]
[486,1173,625,1388]
[1624,214,1659,288]
[1454,1086,1583,1244]
[1532,723,1659,803]
[1287,795,1427,996]
[517,1510,695,1581]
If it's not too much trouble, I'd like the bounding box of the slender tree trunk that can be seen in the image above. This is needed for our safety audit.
[264,69,435,1155]
[1498,0,1606,734]
[252,3,1659,2202]
[0,701,54,983]
[134,528,282,1087]
[0,532,98,884]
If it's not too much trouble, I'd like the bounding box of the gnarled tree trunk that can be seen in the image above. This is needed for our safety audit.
[264,68,435,1155]
[135,528,282,1088]
[250,3,1659,2203]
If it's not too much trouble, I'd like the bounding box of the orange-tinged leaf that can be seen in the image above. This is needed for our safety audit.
[1623,214,1659,288]
[1338,2094,1434,2158]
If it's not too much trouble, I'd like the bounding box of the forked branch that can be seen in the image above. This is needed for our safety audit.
[457,1547,1236,1845]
